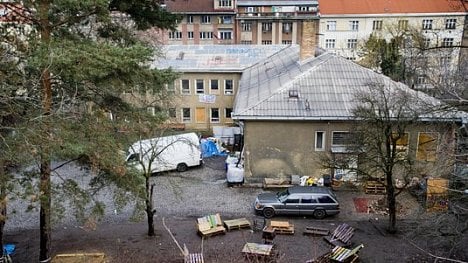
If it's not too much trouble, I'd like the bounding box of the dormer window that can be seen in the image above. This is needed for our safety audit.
[289,90,299,98]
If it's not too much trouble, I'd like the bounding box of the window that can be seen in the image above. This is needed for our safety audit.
[225,108,232,118]
[246,7,255,13]
[285,197,300,203]
[202,15,211,24]
[301,196,317,203]
[347,39,357,49]
[242,22,252,32]
[315,131,325,151]
[165,82,175,93]
[219,16,232,24]
[262,22,272,32]
[168,108,176,118]
[440,56,451,66]
[200,32,213,39]
[196,79,204,94]
[422,19,433,30]
[210,108,220,122]
[417,132,438,161]
[325,39,335,49]
[398,20,408,30]
[346,57,356,61]
[332,132,352,145]
[349,20,359,31]
[261,40,272,45]
[187,15,193,24]
[168,31,182,39]
[423,38,430,48]
[416,75,427,85]
[326,21,336,31]
[372,20,383,31]
[224,79,233,94]
[317,196,335,203]
[187,31,194,39]
[282,40,292,44]
[445,18,456,29]
[241,40,252,45]
[210,79,219,92]
[218,0,232,7]
[442,38,454,47]
[282,22,292,33]
[392,132,409,159]
[219,31,232,39]
[182,108,191,122]
[181,79,190,94]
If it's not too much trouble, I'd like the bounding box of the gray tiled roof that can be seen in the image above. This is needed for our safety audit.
[152,45,287,73]
[233,45,466,121]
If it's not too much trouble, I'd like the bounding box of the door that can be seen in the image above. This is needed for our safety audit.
[195,107,206,123]
[280,194,301,215]
[299,195,318,215]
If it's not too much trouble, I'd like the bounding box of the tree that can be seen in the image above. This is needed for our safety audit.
[339,82,454,233]
[0,1,179,261]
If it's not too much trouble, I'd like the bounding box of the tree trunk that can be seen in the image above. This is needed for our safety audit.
[386,172,397,234]
[145,178,155,236]
[39,1,52,261]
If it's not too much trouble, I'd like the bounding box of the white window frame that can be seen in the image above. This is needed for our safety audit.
[347,39,357,49]
[187,31,194,39]
[326,21,336,31]
[261,40,272,45]
[202,15,211,24]
[218,0,232,7]
[445,18,456,29]
[219,31,232,39]
[315,131,326,151]
[282,40,292,44]
[200,31,213,39]
[196,79,205,94]
[422,19,433,30]
[225,108,233,119]
[181,79,191,94]
[168,108,176,118]
[325,39,336,49]
[224,79,234,95]
[442,38,454,47]
[187,15,194,24]
[168,31,182,39]
[349,20,359,31]
[182,108,191,123]
[262,22,272,32]
[282,22,292,33]
[242,22,252,31]
[210,108,220,123]
[372,20,383,31]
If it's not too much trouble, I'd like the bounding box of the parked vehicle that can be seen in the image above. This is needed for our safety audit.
[126,132,202,174]
[253,186,340,219]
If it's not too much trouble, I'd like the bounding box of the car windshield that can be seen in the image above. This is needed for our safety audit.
[276,189,289,202]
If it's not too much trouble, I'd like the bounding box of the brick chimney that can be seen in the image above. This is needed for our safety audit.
[300,20,319,61]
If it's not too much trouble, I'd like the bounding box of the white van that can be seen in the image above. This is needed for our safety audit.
[126,132,202,174]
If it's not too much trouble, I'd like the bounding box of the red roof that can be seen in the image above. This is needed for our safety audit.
[320,0,468,15]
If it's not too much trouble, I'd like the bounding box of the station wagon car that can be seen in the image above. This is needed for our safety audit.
[254,186,340,219]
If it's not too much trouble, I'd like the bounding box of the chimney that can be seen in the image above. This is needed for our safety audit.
[300,20,319,61]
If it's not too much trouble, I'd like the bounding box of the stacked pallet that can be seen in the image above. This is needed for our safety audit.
[263,220,294,235]
[365,180,386,194]
[197,213,226,237]
[223,218,251,231]
[303,226,330,236]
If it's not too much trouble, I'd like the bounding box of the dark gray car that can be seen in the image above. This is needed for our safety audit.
[254,186,340,219]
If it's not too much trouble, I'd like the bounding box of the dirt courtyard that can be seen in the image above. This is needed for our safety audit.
[5,212,467,263]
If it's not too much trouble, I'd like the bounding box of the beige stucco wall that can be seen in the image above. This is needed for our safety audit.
[242,120,457,183]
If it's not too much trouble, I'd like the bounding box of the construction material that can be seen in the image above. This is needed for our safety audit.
[365,180,386,194]
[242,242,274,260]
[223,218,251,231]
[324,223,355,247]
[51,253,106,263]
[426,178,449,212]
[263,220,294,235]
[329,244,364,262]
[262,227,276,244]
[303,226,330,236]
[184,244,204,263]
[197,213,226,237]
[263,178,293,188]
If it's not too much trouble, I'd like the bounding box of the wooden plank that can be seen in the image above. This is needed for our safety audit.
[270,221,290,228]
[242,243,273,256]
[303,226,329,236]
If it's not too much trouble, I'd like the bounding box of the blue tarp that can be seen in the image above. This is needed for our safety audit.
[3,244,15,255]
[201,140,226,158]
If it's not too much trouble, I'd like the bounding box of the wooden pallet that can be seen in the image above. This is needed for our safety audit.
[197,214,226,237]
[224,218,251,231]
[303,226,330,236]
[198,225,226,237]
[324,223,355,248]
[365,181,386,194]
[265,220,294,235]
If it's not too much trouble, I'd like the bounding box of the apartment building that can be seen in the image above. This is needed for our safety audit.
[163,0,236,45]
[235,0,319,45]
[151,45,286,131]
[318,0,467,61]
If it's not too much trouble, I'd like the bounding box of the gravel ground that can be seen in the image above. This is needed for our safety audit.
[5,156,264,232]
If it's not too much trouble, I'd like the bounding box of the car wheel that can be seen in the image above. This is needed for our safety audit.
[263,207,275,218]
[176,163,188,172]
[313,209,326,219]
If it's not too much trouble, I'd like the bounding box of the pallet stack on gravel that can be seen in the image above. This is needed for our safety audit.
[263,220,294,235]
[197,213,226,237]
[223,218,251,231]
[365,180,386,194]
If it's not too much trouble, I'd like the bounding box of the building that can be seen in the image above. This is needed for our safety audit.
[235,0,319,45]
[232,44,467,183]
[150,44,285,132]
[318,0,468,62]
[163,0,236,45]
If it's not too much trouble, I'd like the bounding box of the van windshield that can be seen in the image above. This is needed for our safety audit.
[277,189,289,202]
